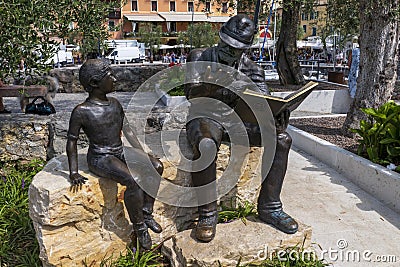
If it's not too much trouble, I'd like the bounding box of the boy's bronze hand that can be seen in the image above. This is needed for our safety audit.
[70,173,88,185]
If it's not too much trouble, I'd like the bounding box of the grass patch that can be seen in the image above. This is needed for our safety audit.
[218,197,258,224]
[0,159,45,266]
[90,240,169,267]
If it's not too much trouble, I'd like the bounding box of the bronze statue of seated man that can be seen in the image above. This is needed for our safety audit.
[66,59,163,249]
[185,14,298,242]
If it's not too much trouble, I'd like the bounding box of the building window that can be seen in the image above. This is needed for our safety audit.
[188,2,194,12]
[131,0,138,11]
[312,27,317,36]
[222,3,228,13]
[108,8,121,19]
[170,1,176,12]
[132,22,139,33]
[108,20,116,31]
[302,25,307,33]
[151,1,157,12]
[170,22,176,32]
[310,11,318,20]
[205,1,211,12]
[301,12,308,21]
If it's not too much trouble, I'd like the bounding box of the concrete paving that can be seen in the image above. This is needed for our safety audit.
[284,148,400,267]
[2,92,400,266]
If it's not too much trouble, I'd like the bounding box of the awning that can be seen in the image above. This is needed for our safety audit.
[158,12,208,22]
[124,14,164,22]
[207,16,231,23]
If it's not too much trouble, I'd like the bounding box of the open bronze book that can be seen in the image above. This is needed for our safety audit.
[243,81,319,116]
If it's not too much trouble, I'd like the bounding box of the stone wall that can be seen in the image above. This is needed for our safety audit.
[50,64,167,93]
[0,112,90,163]
[0,115,53,162]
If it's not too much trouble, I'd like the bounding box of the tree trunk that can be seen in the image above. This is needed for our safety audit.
[276,0,305,85]
[342,0,400,134]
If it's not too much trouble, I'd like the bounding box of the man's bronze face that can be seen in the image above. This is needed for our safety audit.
[218,41,244,65]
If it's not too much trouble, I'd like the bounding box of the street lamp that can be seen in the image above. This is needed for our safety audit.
[190,8,194,51]
[112,40,116,64]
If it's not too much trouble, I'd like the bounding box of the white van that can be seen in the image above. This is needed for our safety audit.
[106,47,143,63]
[46,49,74,67]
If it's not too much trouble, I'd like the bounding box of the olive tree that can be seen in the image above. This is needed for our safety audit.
[275,0,307,85]
[342,0,400,133]
[0,1,58,81]
[0,0,122,82]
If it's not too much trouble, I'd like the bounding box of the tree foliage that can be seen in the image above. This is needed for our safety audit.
[0,1,57,81]
[139,24,162,61]
[0,0,121,82]
[52,0,121,58]
[178,23,219,49]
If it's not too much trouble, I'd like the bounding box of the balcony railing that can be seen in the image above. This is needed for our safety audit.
[108,10,121,19]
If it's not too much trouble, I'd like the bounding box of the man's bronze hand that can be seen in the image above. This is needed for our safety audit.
[275,109,290,134]
[70,173,88,185]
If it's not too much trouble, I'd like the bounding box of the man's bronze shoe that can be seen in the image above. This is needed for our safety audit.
[195,212,218,242]
[144,216,162,233]
[133,223,152,250]
[258,209,298,234]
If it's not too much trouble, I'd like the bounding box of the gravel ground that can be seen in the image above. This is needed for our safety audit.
[265,80,360,154]
[289,116,360,155]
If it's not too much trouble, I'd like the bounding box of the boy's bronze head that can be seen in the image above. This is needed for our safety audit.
[79,59,112,92]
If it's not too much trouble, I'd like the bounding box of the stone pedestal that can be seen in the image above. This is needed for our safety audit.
[29,139,264,266]
[162,219,312,267]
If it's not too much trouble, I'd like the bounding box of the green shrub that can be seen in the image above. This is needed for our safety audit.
[351,101,400,169]
[168,84,185,96]
[0,159,45,267]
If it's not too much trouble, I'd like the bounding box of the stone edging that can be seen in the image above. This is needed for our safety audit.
[287,125,400,214]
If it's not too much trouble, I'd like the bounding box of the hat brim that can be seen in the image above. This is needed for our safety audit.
[219,30,251,49]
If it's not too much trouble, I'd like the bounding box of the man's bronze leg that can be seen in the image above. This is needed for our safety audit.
[257,132,298,234]
[191,137,219,242]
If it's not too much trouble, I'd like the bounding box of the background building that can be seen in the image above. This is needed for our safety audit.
[108,0,235,45]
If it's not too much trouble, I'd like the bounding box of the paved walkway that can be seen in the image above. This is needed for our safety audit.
[2,92,400,266]
[284,148,400,267]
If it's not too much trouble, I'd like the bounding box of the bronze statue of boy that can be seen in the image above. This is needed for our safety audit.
[66,59,163,250]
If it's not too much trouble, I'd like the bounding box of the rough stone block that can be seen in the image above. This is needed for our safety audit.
[29,140,264,266]
[162,218,312,267]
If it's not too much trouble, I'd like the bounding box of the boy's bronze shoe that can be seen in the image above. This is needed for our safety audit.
[144,215,162,233]
[133,223,152,250]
